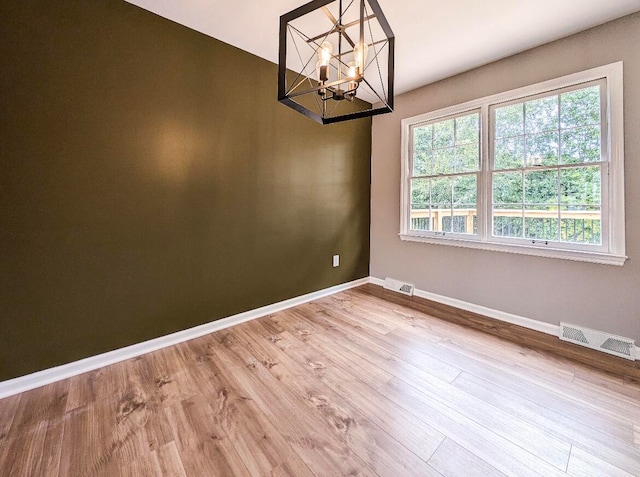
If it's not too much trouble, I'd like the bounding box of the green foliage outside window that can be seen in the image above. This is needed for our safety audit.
[411,112,479,233]
[409,84,602,243]
[492,85,602,244]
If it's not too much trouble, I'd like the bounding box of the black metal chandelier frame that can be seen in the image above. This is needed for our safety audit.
[278,0,395,124]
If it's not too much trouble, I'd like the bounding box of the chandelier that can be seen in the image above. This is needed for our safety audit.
[278,0,394,124]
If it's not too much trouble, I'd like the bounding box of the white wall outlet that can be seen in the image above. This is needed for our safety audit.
[332,255,340,267]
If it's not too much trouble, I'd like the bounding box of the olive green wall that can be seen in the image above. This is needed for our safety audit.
[0,1,371,381]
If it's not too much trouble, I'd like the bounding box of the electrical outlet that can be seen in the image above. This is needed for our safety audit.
[332,255,340,267]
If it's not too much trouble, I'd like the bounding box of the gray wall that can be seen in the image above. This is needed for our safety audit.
[0,0,371,381]
[371,13,640,342]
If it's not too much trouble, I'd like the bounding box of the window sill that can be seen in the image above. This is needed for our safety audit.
[398,233,627,266]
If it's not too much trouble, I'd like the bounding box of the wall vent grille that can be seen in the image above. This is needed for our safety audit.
[561,326,589,344]
[383,277,415,296]
[559,323,636,360]
[601,338,634,357]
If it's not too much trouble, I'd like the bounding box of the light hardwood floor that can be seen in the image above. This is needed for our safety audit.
[1,284,639,476]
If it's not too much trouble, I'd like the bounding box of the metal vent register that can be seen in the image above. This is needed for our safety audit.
[560,323,636,360]
[383,277,415,296]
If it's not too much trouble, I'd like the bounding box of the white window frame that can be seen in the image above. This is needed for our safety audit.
[406,109,482,240]
[400,62,626,266]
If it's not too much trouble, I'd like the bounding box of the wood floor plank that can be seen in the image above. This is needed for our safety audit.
[207,332,378,477]
[274,309,574,470]
[65,368,103,414]
[320,294,401,335]
[355,284,640,382]
[567,446,635,477]
[623,376,640,391]
[34,414,66,477]
[385,364,572,470]
[155,441,187,477]
[132,346,201,408]
[57,362,154,477]
[8,379,69,439]
[439,334,640,424]
[452,372,640,475]
[437,326,576,384]
[232,323,443,476]
[379,377,568,477]
[128,347,203,453]
[57,405,104,476]
[294,302,462,384]
[573,369,640,406]
[334,290,453,343]
[138,348,208,453]
[347,288,592,391]
[0,394,22,444]
[183,337,317,477]
[124,451,161,477]
[436,335,640,434]
[348,288,592,390]
[269,311,394,388]
[287,307,574,470]
[166,394,251,477]
[428,438,507,477]
[259,314,447,463]
[58,400,151,476]
[387,326,638,446]
[1,380,69,477]
[1,421,48,477]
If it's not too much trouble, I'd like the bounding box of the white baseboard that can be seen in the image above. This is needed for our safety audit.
[370,276,640,359]
[370,276,560,335]
[3,275,636,399]
[0,277,370,400]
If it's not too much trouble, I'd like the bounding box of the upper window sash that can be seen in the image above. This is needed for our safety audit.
[409,109,482,179]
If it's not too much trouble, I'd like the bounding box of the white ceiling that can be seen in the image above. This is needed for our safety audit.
[125,0,640,95]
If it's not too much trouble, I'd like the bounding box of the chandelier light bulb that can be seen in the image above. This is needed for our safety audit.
[346,61,357,79]
[318,41,333,66]
[353,42,369,73]
[346,60,359,99]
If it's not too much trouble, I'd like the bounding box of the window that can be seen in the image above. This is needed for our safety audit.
[400,63,625,265]
[410,111,480,236]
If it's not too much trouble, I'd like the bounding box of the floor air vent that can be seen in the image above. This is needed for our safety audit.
[383,278,415,296]
[559,323,636,360]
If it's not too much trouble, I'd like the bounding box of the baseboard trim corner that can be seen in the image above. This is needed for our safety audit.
[0,277,370,400]
[370,276,560,336]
